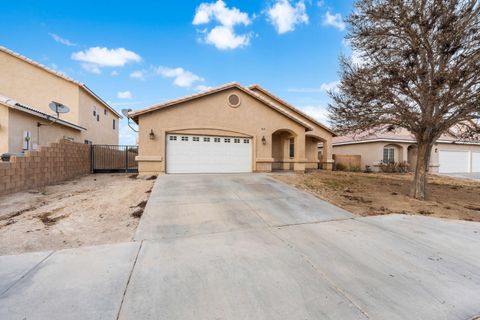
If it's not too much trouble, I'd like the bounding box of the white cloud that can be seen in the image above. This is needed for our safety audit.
[195,85,213,92]
[71,47,141,74]
[49,33,76,46]
[323,11,346,31]
[80,63,101,74]
[288,81,340,93]
[266,0,309,34]
[205,26,250,50]
[193,0,252,50]
[320,81,340,92]
[342,39,367,66]
[193,0,251,27]
[299,105,330,124]
[350,49,367,66]
[119,121,138,145]
[111,70,119,76]
[156,66,204,88]
[130,70,147,80]
[117,91,133,99]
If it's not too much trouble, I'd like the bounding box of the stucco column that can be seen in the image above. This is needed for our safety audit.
[281,137,291,170]
[321,138,334,170]
[293,134,306,172]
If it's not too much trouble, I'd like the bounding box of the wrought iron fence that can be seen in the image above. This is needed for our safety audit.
[91,145,138,173]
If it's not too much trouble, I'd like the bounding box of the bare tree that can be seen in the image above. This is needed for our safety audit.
[329,0,480,199]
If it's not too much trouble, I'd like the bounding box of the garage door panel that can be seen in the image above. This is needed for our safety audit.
[472,152,480,173]
[166,134,252,174]
[438,151,469,173]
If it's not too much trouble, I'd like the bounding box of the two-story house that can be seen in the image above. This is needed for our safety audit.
[0,46,121,155]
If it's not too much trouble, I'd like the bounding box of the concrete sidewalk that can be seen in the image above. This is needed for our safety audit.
[1,174,479,320]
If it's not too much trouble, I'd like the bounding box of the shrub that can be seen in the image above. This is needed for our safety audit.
[379,161,409,173]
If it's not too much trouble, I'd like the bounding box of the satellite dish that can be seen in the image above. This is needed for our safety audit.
[49,101,70,114]
[121,108,132,118]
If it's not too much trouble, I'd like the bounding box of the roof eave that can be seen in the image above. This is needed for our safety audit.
[247,84,336,135]
[130,82,314,131]
[0,101,86,131]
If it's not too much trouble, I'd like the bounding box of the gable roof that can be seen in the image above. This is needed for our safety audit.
[0,46,122,119]
[130,82,314,131]
[248,84,336,135]
[0,95,86,131]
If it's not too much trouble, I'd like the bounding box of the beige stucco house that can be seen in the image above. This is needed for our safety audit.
[332,129,480,174]
[131,83,334,174]
[0,46,121,155]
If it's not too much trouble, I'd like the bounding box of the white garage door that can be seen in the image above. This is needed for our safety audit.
[438,151,469,173]
[473,152,480,173]
[166,134,252,174]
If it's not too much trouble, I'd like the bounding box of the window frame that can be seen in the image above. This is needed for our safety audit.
[289,138,295,159]
[383,146,395,163]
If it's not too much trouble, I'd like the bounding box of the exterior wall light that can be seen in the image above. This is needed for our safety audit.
[261,136,267,145]
[149,129,155,140]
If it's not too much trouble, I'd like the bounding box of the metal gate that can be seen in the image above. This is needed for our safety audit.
[91,145,138,173]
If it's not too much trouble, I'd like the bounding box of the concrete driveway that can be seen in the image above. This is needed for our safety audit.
[1,174,479,320]
[440,172,480,181]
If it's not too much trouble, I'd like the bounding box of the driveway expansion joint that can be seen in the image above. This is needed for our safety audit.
[116,240,144,320]
[0,250,54,297]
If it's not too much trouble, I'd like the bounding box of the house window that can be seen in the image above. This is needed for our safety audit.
[224,138,231,143]
[181,136,188,141]
[112,119,116,130]
[104,109,107,115]
[289,138,294,158]
[214,138,221,143]
[193,137,200,142]
[203,137,210,142]
[93,106,96,117]
[234,138,240,143]
[84,140,92,145]
[383,146,395,163]
[243,139,249,144]
[169,136,177,141]
[97,114,100,122]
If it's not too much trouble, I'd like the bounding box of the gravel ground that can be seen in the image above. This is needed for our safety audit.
[0,174,155,255]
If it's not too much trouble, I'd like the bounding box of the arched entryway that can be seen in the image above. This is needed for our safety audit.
[306,134,327,170]
[271,129,297,170]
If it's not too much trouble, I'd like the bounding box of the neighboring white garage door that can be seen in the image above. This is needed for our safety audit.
[166,134,252,174]
[473,152,480,173]
[438,151,469,173]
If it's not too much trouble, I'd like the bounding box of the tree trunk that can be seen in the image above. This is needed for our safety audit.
[410,141,433,200]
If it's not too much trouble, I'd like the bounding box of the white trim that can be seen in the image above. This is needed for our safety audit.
[0,100,86,131]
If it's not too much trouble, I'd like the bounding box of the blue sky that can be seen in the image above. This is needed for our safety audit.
[1,0,355,144]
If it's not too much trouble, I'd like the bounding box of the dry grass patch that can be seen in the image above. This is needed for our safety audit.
[274,171,480,222]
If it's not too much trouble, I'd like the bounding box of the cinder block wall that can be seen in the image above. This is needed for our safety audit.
[0,139,90,195]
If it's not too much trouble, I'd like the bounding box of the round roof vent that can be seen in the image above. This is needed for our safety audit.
[227,94,241,108]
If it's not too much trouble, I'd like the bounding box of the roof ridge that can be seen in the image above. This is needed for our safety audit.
[0,46,83,86]
[130,82,314,131]
[247,84,335,135]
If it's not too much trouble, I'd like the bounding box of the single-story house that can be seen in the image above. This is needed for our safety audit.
[130,83,335,174]
[331,129,480,173]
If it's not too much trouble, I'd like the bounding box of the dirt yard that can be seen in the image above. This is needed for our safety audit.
[0,174,155,255]
[274,171,480,222]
